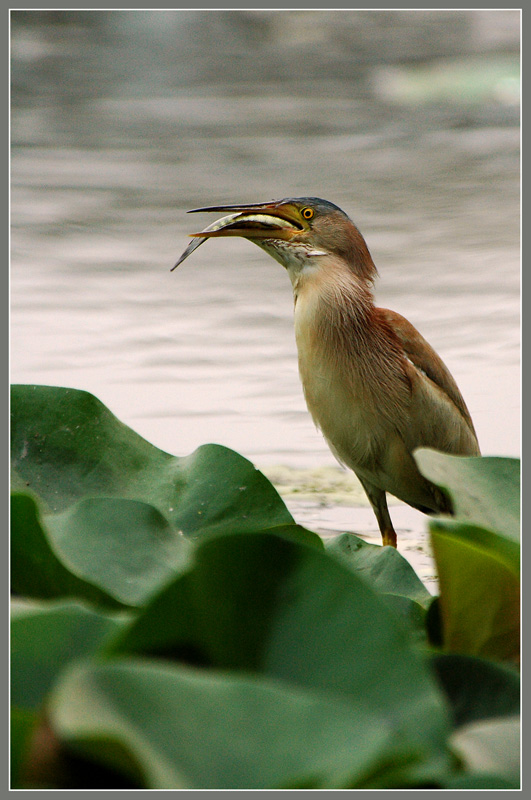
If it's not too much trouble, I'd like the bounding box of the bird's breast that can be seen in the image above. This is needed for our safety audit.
[293,281,406,470]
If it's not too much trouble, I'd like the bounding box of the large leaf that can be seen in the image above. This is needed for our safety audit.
[47,497,193,606]
[11,493,123,609]
[430,654,520,728]
[414,450,520,543]
[110,532,451,760]
[428,517,518,575]
[379,594,428,642]
[324,533,430,639]
[11,385,310,607]
[430,521,519,663]
[11,601,128,710]
[325,532,432,607]
[12,492,320,608]
[10,384,293,537]
[414,451,520,663]
[49,658,452,789]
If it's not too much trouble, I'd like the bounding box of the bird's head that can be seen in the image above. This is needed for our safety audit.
[173,197,377,284]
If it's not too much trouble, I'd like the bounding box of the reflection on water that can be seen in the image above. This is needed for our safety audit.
[11,12,520,557]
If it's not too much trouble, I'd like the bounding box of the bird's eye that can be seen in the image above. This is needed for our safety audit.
[301,207,314,219]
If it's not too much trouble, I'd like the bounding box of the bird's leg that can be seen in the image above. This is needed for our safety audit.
[381,527,397,548]
[356,476,397,548]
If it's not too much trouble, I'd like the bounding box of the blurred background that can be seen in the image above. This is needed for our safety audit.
[10,10,520,573]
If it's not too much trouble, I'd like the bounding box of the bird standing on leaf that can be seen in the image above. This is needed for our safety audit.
[173,197,480,547]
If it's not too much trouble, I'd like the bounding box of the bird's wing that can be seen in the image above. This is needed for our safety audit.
[376,307,479,443]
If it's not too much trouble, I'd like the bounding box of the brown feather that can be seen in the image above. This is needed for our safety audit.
[376,307,479,445]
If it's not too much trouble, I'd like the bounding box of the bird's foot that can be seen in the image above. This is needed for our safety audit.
[381,529,397,548]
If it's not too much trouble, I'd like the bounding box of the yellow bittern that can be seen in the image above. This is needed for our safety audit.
[173,197,480,547]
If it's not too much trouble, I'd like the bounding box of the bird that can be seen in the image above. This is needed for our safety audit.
[172,197,480,547]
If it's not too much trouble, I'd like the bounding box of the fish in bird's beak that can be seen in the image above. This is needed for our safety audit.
[171,201,305,270]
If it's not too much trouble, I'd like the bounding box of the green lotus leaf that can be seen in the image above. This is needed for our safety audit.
[414,450,520,543]
[11,384,293,538]
[47,497,193,606]
[11,601,128,710]
[325,532,432,607]
[48,658,453,789]
[430,522,519,663]
[110,531,451,766]
[11,493,123,608]
[428,517,518,575]
[413,451,520,663]
[12,492,193,608]
[11,385,315,606]
[430,653,520,729]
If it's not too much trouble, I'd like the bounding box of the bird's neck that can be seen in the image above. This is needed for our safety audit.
[291,256,407,388]
[292,257,410,424]
[291,257,376,342]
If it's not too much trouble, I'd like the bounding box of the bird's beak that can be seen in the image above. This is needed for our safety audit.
[172,201,304,270]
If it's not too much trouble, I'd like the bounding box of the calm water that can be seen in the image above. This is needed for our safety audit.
[10,14,520,571]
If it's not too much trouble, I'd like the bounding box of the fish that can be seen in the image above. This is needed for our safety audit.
[171,209,297,270]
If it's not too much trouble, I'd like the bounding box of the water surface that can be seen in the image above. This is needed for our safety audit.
[11,14,520,566]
